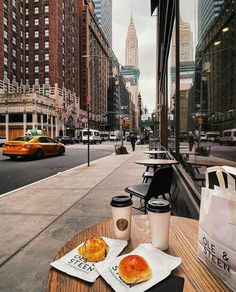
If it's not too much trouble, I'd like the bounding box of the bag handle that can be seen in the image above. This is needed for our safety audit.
[205,166,226,189]
[222,166,236,190]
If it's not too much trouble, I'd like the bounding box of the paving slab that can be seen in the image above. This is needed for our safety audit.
[0,147,145,292]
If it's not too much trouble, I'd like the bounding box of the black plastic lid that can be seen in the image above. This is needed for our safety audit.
[147,199,171,213]
[110,195,133,207]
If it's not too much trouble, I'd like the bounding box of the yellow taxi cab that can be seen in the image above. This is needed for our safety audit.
[2,135,65,160]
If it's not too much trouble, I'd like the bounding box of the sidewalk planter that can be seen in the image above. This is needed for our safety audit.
[114,145,128,155]
[196,146,211,156]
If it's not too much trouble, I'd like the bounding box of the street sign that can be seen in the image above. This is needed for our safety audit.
[86,96,92,105]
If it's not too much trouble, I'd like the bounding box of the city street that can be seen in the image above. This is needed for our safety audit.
[0,142,116,196]
[0,141,235,196]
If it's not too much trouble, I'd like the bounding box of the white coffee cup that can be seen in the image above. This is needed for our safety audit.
[147,198,171,250]
[110,195,133,240]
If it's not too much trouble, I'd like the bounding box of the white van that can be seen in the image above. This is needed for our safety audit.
[82,129,102,144]
[220,128,236,145]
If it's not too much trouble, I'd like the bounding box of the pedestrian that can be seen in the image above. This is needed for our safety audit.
[188,135,194,151]
[130,134,137,151]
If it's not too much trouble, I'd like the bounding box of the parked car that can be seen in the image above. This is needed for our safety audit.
[220,128,236,145]
[54,136,74,145]
[0,136,6,146]
[109,134,117,142]
[2,136,65,160]
[72,137,80,144]
[81,129,102,144]
[200,133,207,142]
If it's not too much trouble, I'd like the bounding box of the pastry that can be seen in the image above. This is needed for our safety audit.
[78,236,109,262]
[119,254,152,284]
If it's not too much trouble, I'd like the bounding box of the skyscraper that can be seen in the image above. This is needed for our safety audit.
[0,0,80,96]
[198,0,224,42]
[171,19,194,132]
[123,14,140,130]
[125,15,138,67]
[0,1,81,139]
[93,0,112,47]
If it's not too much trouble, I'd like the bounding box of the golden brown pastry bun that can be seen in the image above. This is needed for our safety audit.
[78,236,109,262]
[119,254,152,285]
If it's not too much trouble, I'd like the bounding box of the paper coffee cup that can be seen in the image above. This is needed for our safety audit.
[147,198,171,250]
[110,195,133,240]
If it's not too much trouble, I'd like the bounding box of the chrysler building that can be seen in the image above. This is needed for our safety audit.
[125,15,138,67]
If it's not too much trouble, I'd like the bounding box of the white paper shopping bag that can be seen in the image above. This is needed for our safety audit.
[198,166,236,291]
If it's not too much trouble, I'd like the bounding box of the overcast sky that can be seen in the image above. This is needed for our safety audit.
[112,0,196,113]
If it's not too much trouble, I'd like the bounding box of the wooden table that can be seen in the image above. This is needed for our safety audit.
[187,156,236,167]
[135,159,178,171]
[47,216,229,291]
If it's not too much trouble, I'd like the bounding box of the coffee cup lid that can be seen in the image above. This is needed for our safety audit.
[110,195,133,207]
[147,198,171,213]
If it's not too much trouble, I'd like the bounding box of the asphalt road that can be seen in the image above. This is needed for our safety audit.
[0,142,115,196]
[0,141,235,196]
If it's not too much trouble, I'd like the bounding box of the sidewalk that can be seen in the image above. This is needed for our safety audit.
[0,144,147,292]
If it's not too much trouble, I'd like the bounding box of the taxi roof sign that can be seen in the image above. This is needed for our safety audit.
[26,129,44,136]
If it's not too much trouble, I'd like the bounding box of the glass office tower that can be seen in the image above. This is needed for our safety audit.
[93,0,112,47]
[198,0,224,42]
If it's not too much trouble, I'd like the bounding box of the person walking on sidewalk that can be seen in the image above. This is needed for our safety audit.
[188,134,194,151]
[130,133,137,151]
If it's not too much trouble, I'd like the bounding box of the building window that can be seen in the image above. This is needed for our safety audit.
[4,30,8,39]
[34,7,39,14]
[4,44,8,52]
[26,8,29,15]
[35,66,39,73]
[34,42,39,49]
[34,19,39,26]
[4,71,8,79]
[45,29,49,37]
[13,11,16,19]
[25,43,29,50]
[45,17,49,25]
[34,54,39,61]
[25,55,29,62]
[4,17,7,26]
[34,78,39,84]
[25,31,29,38]
[26,20,29,27]
[13,62,16,69]
[45,53,49,60]
[44,5,49,13]
[34,31,39,38]
[45,41,49,48]
[45,65,49,72]
[13,24,16,32]
[45,77,49,84]
[25,67,29,73]
[13,49,16,57]
[4,57,8,66]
